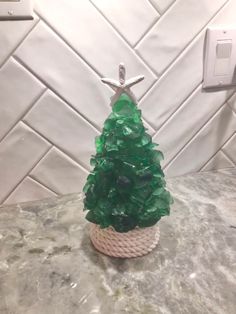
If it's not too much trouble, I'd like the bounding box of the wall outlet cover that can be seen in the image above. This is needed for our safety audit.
[203,27,236,89]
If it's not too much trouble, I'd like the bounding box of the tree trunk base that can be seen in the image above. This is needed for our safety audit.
[89,223,160,258]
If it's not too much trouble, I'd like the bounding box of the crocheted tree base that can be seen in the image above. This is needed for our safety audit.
[89,223,160,258]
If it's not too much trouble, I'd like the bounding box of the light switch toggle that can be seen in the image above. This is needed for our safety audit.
[216,40,232,58]
[214,40,232,76]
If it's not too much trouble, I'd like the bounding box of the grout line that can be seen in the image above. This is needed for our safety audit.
[4,175,58,205]
[226,99,236,115]
[135,0,230,92]
[134,0,177,49]
[147,0,161,15]
[1,144,53,204]
[35,8,158,102]
[21,120,91,173]
[162,0,177,14]
[14,56,155,142]
[36,8,159,105]
[135,0,229,51]
[160,0,230,75]
[134,48,159,78]
[164,97,233,171]
[30,141,90,176]
[138,0,232,121]
[28,174,59,196]
[199,150,220,171]
[88,0,158,80]
[221,146,236,166]
[0,17,40,69]
[13,55,102,134]
[132,18,159,51]
[34,11,104,80]
[139,76,159,104]
[35,9,158,100]
[152,83,202,137]
[0,88,47,144]
[221,130,236,148]
[32,13,156,132]
[199,132,236,171]
[35,8,156,100]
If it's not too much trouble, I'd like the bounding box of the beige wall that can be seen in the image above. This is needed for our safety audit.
[0,0,236,204]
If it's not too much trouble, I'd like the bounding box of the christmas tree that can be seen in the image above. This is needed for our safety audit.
[83,64,173,233]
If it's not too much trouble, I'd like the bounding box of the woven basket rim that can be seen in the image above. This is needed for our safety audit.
[89,223,160,258]
[90,222,159,233]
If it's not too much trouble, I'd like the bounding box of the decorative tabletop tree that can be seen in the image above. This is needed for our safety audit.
[83,64,173,258]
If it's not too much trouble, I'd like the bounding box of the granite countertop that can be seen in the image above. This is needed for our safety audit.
[0,169,236,314]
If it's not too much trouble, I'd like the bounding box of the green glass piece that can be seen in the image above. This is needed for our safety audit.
[95,136,103,153]
[111,214,138,233]
[152,150,164,163]
[140,133,151,146]
[113,94,136,116]
[153,187,165,196]
[123,126,133,137]
[85,210,97,224]
[137,210,161,228]
[83,93,173,232]
[116,176,132,193]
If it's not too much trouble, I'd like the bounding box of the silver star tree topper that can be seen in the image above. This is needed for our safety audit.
[101,63,144,105]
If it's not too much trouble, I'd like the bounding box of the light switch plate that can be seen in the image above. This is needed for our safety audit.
[203,27,236,88]
[0,0,33,20]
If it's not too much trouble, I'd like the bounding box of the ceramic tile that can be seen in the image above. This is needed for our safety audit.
[149,0,175,13]
[15,22,112,130]
[0,16,38,65]
[140,1,236,129]
[201,150,234,171]
[0,58,45,141]
[31,147,88,195]
[153,88,234,167]
[0,0,235,204]
[140,36,205,129]
[91,0,158,46]
[34,0,156,98]
[0,122,50,202]
[165,105,236,177]
[222,133,236,164]
[136,0,227,75]
[24,91,99,169]
[4,177,56,205]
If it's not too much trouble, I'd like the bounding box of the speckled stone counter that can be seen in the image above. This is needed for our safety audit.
[0,169,236,314]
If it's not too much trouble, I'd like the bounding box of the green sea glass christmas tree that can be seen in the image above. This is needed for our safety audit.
[83,64,173,233]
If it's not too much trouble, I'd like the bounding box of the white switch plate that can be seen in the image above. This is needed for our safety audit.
[0,0,33,20]
[203,27,236,88]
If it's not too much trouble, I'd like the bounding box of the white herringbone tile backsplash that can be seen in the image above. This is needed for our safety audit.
[0,0,236,205]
